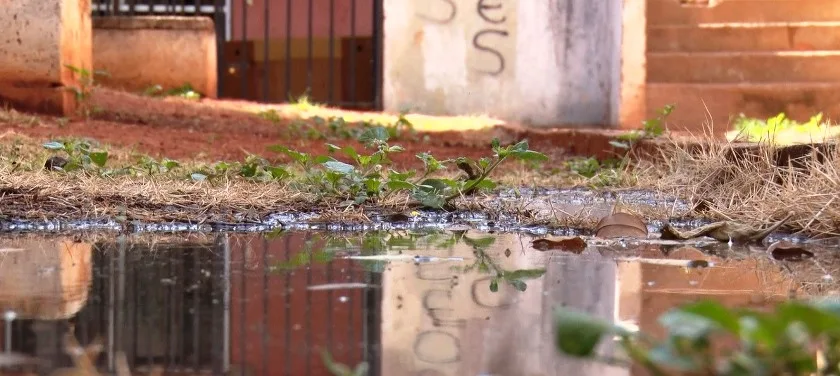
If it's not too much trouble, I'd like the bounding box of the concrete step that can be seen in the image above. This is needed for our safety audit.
[649,0,840,26]
[648,23,840,52]
[647,51,840,83]
[645,82,840,133]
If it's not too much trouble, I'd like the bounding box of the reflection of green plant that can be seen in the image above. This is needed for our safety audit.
[322,350,368,376]
[555,299,840,376]
[64,65,109,118]
[458,234,546,292]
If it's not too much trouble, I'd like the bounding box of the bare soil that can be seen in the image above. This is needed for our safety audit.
[0,88,576,168]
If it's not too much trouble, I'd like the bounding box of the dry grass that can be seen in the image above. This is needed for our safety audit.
[656,134,840,236]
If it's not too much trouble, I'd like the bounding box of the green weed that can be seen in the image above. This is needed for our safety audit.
[555,298,840,376]
[64,65,109,118]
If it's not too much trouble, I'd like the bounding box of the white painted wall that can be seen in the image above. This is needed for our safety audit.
[383,0,623,127]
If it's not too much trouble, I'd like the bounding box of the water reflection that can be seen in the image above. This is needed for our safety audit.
[0,231,835,375]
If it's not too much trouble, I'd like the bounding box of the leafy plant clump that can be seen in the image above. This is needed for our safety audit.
[555,299,840,376]
[268,125,547,208]
[40,129,547,210]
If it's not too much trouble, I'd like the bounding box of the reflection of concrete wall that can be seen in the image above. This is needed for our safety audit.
[383,0,622,127]
[0,239,93,321]
[381,232,627,376]
[94,16,218,98]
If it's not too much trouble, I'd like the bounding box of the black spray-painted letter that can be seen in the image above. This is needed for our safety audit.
[472,29,508,76]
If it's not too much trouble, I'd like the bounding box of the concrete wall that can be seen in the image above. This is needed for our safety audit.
[93,16,218,98]
[383,0,624,127]
[0,0,92,115]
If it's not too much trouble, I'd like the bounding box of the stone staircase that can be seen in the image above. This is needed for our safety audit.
[645,0,840,133]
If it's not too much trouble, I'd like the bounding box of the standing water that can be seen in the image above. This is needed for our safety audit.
[0,230,836,376]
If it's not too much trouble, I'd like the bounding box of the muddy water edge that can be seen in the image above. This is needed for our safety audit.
[0,228,836,376]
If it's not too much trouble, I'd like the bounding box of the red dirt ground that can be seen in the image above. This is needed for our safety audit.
[0,88,653,169]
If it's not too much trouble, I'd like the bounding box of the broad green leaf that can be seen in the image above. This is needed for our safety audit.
[465,179,497,191]
[508,279,527,291]
[239,163,258,178]
[647,343,701,372]
[268,145,309,163]
[89,151,109,167]
[323,161,355,175]
[268,166,289,180]
[417,178,450,193]
[386,180,415,191]
[659,310,722,341]
[462,236,496,250]
[777,301,840,337]
[358,126,390,145]
[676,300,742,335]
[43,141,64,150]
[504,268,546,281]
[411,189,446,209]
[511,140,529,153]
[554,307,615,357]
[388,170,415,181]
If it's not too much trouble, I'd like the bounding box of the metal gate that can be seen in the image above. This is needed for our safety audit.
[91,0,383,110]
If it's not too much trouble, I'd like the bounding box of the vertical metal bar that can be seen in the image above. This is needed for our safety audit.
[166,250,174,368]
[132,251,140,365]
[305,236,314,376]
[240,0,249,100]
[181,0,186,15]
[262,0,270,102]
[262,238,269,376]
[364,271,382,376]
[284,0,293,101]
[128,0,136,15]
[346,270,354,363]
[219,234,232,374]
[327,0,335,104]
[4,315,11,353]
[215,0,226,98]
[192,248,201,369]
[371,0,383,109]
[283,236,292,376]
[326,261,333,361]
[348,0,357,104]
[306,0,314,95]
[108,248,116,371]
[117,237,127,371]
[240,242,247,376]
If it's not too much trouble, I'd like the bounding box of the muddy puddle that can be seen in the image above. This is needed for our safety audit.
[0,230,837,376]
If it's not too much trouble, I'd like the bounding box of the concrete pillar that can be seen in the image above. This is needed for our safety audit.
[383,0,623,128]
[620,0,647,129]
[0,0,92,116]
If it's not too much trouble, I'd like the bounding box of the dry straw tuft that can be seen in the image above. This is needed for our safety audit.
[656,134,840,236]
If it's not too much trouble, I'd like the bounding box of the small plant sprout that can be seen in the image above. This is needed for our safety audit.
[64,65,109,118]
